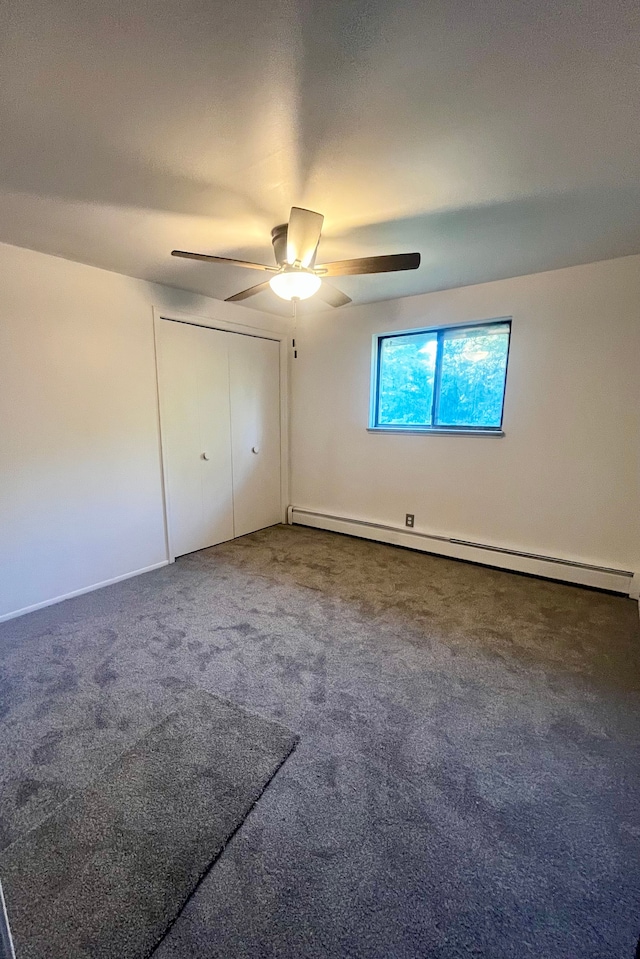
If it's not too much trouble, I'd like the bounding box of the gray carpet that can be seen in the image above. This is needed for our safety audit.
[0,691,296,959]
[0,524,639,958]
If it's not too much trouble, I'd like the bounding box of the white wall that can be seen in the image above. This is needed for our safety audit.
[0,241,286,620]
[291,255,640,577]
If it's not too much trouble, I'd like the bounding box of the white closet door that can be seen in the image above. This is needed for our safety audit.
[157,321,234,557]
[229,334,282,537]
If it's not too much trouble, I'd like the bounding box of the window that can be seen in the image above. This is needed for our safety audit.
[371,319,511,433]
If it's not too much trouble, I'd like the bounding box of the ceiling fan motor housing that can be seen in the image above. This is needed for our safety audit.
[271,224,289,267]
[271,222,320,269]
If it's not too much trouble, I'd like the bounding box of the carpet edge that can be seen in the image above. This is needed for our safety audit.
[145,733,298,958]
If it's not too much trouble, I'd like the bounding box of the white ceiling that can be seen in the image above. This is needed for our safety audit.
[1,0,639,315]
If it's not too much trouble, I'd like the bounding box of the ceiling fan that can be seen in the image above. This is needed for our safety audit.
[171,206,420,308]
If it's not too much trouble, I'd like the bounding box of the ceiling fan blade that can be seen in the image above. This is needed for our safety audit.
[316,282,352,308]
[315,252,421,277]
[286,207,324,268]
[172,250,277,272]
[225,279,273,302]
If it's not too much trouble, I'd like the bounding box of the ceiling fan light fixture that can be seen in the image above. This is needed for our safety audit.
[269,270,322,301]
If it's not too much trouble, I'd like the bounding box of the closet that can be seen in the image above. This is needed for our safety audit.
[156,319,281,557]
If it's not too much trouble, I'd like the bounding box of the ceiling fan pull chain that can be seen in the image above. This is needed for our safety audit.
[292,297,298,358]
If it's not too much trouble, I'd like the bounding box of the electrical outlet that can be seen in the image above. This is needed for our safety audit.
[405,513,415,528]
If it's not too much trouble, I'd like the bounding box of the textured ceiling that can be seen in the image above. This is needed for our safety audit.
[1,0,639,315]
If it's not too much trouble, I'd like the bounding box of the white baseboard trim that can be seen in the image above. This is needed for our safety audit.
[0,561,170,624]
[288,508,635,596]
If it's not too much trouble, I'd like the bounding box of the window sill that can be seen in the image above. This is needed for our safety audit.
[367,427,505,436]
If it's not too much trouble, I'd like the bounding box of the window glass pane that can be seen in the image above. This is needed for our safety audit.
[377,331,437,425]
[436,324,509,428]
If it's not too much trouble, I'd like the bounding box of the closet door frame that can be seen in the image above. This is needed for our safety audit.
[152,306,289,563]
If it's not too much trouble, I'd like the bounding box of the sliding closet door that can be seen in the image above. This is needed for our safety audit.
[157,321,234,557]
[229,334,282,537]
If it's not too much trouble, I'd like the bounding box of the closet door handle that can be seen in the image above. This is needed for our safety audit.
[201,452,210,461]
[251,446,260,454]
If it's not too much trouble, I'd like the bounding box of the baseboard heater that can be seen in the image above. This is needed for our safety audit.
[288,507,637,596]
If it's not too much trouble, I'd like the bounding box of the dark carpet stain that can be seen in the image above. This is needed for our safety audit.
[15,778,42,807]
[158,676,186,690]
[94,661,118,687]
[32,730,64,766]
